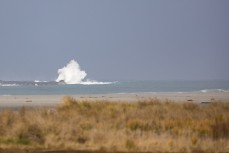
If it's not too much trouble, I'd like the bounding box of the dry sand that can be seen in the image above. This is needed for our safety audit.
[0,92,229,108]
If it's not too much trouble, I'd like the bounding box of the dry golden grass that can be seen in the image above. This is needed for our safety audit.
[0,96,229,152]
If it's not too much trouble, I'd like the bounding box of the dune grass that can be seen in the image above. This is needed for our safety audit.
[0,96,229,152]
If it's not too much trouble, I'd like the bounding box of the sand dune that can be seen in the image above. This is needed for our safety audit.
[0,92,229,108]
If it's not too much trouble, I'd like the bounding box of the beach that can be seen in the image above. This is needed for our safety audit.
[0,92,229,108]
[0,93,229,152]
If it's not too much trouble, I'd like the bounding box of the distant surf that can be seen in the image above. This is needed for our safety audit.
[1,60,229,95]
[56,59,113,85]
[0,80,229,95]
[200,89,229,93]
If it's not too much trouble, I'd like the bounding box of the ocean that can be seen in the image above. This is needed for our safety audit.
[0,80,229,95]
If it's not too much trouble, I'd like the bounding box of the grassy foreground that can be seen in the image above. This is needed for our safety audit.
[0,96,229,152]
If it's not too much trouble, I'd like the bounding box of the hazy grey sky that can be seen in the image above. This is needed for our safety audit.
[0,0,228,81]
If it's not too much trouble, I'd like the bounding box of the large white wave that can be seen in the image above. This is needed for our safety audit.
[56,59,112,85]
[56,60,87,84]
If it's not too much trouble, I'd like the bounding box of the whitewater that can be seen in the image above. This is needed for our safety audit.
[56,59,112,85]
[0,80,229,95]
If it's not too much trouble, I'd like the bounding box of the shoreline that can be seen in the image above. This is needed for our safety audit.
[0,92,229,108]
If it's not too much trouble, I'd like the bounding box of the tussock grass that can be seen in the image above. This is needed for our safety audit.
[0,96,229,152]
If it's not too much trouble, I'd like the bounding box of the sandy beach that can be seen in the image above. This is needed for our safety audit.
[0,92,228,108]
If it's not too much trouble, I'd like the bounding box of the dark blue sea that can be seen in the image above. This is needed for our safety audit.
[0,80,229,95]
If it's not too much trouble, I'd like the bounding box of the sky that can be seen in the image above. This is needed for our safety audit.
[0,0,229,81]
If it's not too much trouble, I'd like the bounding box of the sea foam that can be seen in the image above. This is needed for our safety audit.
[80,79,112,85]
[200,89,227,93]
[0,83,19,87]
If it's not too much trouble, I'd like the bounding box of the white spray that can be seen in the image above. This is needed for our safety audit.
[56,59,112,85]
[56,59,87,84]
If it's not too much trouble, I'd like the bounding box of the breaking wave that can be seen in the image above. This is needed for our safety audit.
[56,59,114,85]
[200,89,229,93]
[80,79,113,85]
[34,80,48,83]
[0,83,19,87]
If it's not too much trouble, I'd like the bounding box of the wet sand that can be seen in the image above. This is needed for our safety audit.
[0,92,228,108]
